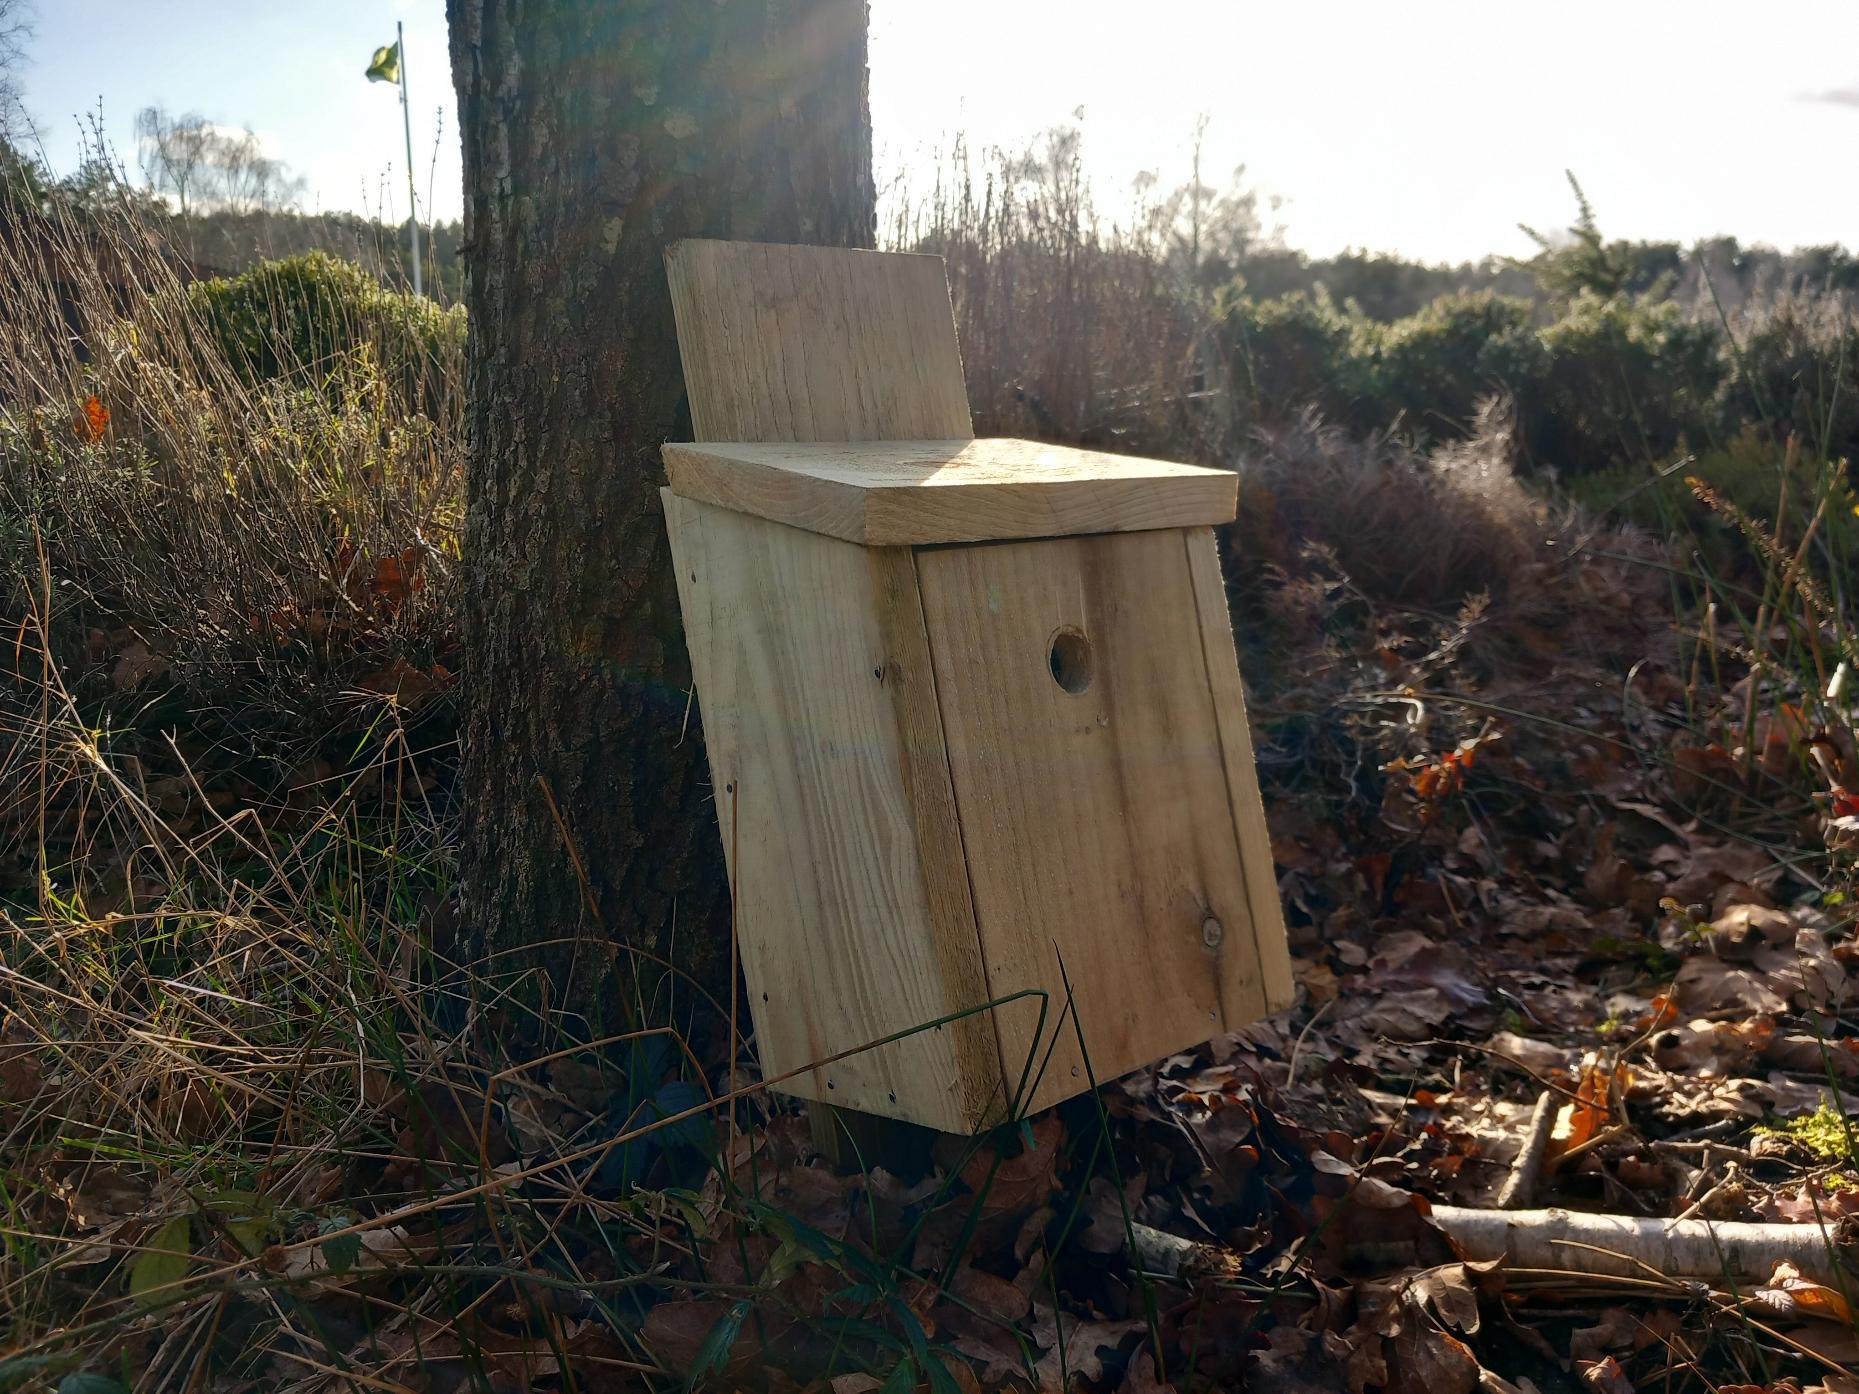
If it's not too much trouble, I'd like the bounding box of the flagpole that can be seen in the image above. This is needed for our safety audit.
[396,20,423,297]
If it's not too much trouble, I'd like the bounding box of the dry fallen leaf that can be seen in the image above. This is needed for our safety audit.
[1485,1030,1572,1075]
[1405,1264,1480,1336]
[1387,1320,1479,1394]
[1551,1059,1627,1160]
[640,1296,760,1378]
[110,639,168,691]
[1118,1349,1177,1394]
[42,1161,149,1231]
[0,1016,47,1105]
[281,1221,440,1285]
[1569,1308,1641,1365]
[1578,1354,1636,1393]
[1754,1259,1855,1325]
[1078,1173,1142,1255]
[1030,1304,1143,1388]
[949,1262,1031,1323]
[1762,1182,1859,1224]
[961,1114,1063,1216]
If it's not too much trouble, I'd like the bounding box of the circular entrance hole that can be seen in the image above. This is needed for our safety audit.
[1048,626,1094,695]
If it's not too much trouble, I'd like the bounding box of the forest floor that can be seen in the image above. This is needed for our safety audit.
[630,514,1859,1394]
[4,491,1859,1394]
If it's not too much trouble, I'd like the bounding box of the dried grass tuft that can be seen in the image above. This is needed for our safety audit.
[1235,398,1545,611]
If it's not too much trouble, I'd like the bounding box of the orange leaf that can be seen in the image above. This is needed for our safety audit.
[74,394,108,442]
[1634,994,1680,1030]
[366,548,424,614]
[1553,1060,1628,1158]
[1757,1259,1855,1325]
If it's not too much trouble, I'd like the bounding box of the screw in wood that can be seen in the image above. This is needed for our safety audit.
[1200,915,1224,948]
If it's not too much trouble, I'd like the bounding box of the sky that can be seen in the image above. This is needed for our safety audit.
[13,1,1859,265]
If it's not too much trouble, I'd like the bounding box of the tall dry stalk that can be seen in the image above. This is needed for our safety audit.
[888,132,1236,464]
[0,167,463,719]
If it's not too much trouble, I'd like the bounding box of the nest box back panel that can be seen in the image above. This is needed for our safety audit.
[666,239,972,443]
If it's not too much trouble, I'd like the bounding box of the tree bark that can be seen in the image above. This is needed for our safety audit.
[446,0,874,1026]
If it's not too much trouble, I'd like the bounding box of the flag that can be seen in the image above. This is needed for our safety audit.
[365,41,401,84]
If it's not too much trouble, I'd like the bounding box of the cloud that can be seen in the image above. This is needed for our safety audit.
[1803,86,1859,107]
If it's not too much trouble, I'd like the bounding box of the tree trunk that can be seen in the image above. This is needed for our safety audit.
[446,0,874,1026]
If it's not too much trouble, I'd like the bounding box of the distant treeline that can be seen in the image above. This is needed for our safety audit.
[1225,237,1859,324]
[0,140,464,300]
[173,208,465,302]
[164,212,1859,327]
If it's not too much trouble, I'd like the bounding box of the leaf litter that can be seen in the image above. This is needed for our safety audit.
[7,496,1859,1389]
[586,532,1859,1392]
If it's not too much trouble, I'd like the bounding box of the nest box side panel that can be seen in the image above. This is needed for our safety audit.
[663,491,1001,1132]
[1183,526,1296,1013]
[666,240,973,443]
[915,529,1277,1116]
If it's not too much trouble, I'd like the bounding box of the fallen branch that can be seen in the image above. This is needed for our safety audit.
[1494,1090,1555,1210]
[1132,1206,1856,1288]
[1130,1223,1247,1282]
[1428,1204,1853,1286]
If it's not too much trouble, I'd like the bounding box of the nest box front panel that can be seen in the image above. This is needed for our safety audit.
[915,527,1282,1115]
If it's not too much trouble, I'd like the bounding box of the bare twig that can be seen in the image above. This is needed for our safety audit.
[1496,1089,1556,1210]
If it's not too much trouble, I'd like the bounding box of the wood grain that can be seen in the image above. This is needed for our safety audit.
[867,545,1008,1129]
[1184,527,1298,1014]
[662,438,1238,545]
[660,237,1292,1134]
[664,490,995,1131]
[914,530,1271,1114]
[666,240,973,443]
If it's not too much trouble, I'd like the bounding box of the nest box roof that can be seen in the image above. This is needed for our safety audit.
[660,437,1238,546]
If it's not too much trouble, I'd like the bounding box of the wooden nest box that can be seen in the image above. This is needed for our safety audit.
[661,240,1293,1135]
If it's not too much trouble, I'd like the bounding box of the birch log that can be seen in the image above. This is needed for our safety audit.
[1132,1208,1855,1287]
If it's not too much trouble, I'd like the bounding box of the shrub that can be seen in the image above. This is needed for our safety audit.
[0,186,462,737]
[1565,427,1859,582]
[1224,291,1361,427]
[1516,291,1724,474]
[1723,294,1859,467]
[1230,400,1544,613]
[1222,289,1725,476]
[188,250,464,408]
[1352,292,1538,442]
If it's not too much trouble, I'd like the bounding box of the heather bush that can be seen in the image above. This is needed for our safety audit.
[901,130,1855,487]
[1352,291,1538,442]
[1222,290,1360,427]
[1230,401,1544,614]
[905,132,1234,463]
[1223,287,1724,475]
[189,250,464,408]
[1723,293,1859,467]
[1518,290,1724,473]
